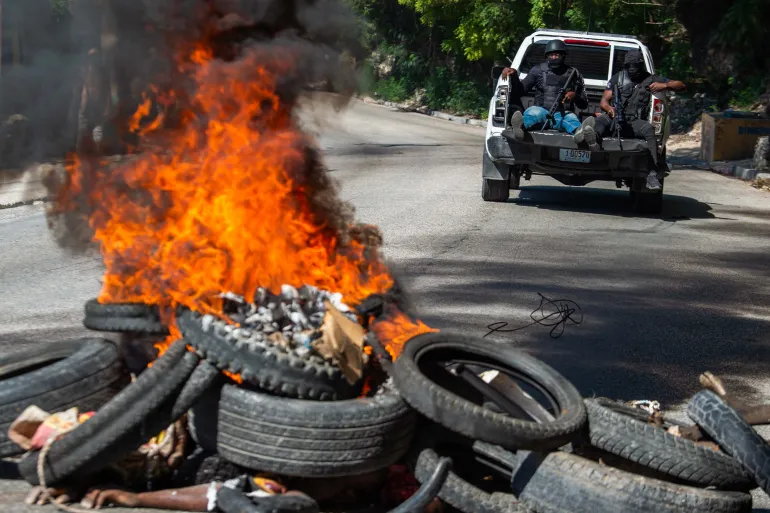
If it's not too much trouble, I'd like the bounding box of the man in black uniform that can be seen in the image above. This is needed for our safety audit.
[502,40,595,141]
[583,50,686,190]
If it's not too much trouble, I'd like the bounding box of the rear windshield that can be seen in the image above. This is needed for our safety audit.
[520,42,632,81]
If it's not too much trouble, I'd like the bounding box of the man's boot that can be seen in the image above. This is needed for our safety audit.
[646,170,662,190]
[510,111,525,141]
[573,117,599,151]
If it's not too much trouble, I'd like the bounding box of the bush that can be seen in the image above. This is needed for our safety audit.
[374,77,409,102]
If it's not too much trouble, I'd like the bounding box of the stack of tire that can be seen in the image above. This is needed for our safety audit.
[8,300,769,513]
[12,298,418,489]
[387,333,762,513]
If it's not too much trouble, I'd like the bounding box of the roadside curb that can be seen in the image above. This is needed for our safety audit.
[359,96,488,128]
[708,161,762,182]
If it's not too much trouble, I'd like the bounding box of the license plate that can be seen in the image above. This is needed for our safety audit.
[559,149,591,163]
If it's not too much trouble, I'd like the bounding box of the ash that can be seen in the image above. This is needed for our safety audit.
[205,285,359,357]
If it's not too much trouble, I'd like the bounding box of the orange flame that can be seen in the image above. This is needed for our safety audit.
[61,44,403,360]
[372,309,439,360]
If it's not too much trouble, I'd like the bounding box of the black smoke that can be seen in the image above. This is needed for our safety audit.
[43,0,375,259]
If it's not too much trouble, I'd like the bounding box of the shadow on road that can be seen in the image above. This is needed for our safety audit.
[396,242,770,408]
[510,185,715,220]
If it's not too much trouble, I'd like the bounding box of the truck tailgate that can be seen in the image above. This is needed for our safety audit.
[501,129,652,175]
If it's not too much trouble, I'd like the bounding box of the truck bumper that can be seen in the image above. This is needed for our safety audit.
[502,129,658,177]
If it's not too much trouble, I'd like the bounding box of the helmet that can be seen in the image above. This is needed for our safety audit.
[544,40,568,56]
[544,40,567,69]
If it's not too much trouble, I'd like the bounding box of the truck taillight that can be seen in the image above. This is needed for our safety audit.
[651,98,664,135]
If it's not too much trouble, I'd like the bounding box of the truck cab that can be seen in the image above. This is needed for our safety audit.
[482,30,672,214]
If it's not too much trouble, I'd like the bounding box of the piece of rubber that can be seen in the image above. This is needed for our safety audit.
[413,446,524,513]
[83,315,169,335]
[391,332,586,451]
[688,390,770,495]
[217,487,320,513]
[389,455,452,513]
[0,339,130,458]
[514,451,752,513]
[84,299,157,319]
[19,341,198,486]
[189,383,417,477]
[584,398,754,490]
[177,308,359,400]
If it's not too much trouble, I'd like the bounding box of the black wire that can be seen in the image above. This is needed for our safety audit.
[484,293,584,339]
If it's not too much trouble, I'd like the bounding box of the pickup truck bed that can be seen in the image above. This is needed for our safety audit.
[499,129,667,180]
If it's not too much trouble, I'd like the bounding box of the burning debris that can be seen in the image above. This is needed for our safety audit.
[217,285,359,350]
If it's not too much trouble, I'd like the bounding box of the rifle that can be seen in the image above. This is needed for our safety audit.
[612,81,624,150]
[541,67,578,130]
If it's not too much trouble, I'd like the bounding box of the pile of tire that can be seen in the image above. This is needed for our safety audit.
[8,299,769,513]
[14,297,424,509]
[387,332,762,513]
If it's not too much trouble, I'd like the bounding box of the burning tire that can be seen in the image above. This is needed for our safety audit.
[391,333,586,451]
[188,383,417,478]
[83,299,168,335]
[84,299,157,319]
[19,341,208,486]
[0,338,130,458]
[177,308,360,400]
[513,451,752,513]
[584,398,754,490]
[688,390,770,496]
[83,316,170,335]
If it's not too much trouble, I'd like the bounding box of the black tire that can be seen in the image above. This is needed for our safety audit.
[584,398,754,490]
[190,383,417,478]
[515,451,752,513]
[688,390,770,495]
[0,339,130,458]
[84,299,157,319]
[19,341,199,486]
[177,309,359,400]
[391,333,586,451]
[83,315,169,335]
[510,169,522,191]
[413,447,524,513]
[632,178,664,215]
[482,178,510,202]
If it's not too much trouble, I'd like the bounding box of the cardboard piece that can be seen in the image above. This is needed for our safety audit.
[701,111,770,162]
[312,300,367,385]
[8,406,93,451]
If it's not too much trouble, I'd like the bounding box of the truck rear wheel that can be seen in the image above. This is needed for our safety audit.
[632,188,663,215]
[630,175,664,215]
[481,149,511,202]
[482,178,510,202]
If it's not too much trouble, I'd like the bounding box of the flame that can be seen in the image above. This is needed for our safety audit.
[59,43,400,360]
[372,309,439,360]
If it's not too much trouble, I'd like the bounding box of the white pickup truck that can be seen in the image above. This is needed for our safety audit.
[482,29,672,214]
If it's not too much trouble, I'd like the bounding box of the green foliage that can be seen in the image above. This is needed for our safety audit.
[374,77,410,102]
[352,0,769,116]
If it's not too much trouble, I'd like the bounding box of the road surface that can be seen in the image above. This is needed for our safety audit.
[1,98,769,511]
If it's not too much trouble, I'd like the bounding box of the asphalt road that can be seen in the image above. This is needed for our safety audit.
[1,98,769,511]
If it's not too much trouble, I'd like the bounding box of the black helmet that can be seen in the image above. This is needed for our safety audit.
[545,40,567,70]
[544,40,568,56]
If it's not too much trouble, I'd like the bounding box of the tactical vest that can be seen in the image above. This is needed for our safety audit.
[536,62,577,112]
[616,71,656,122]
